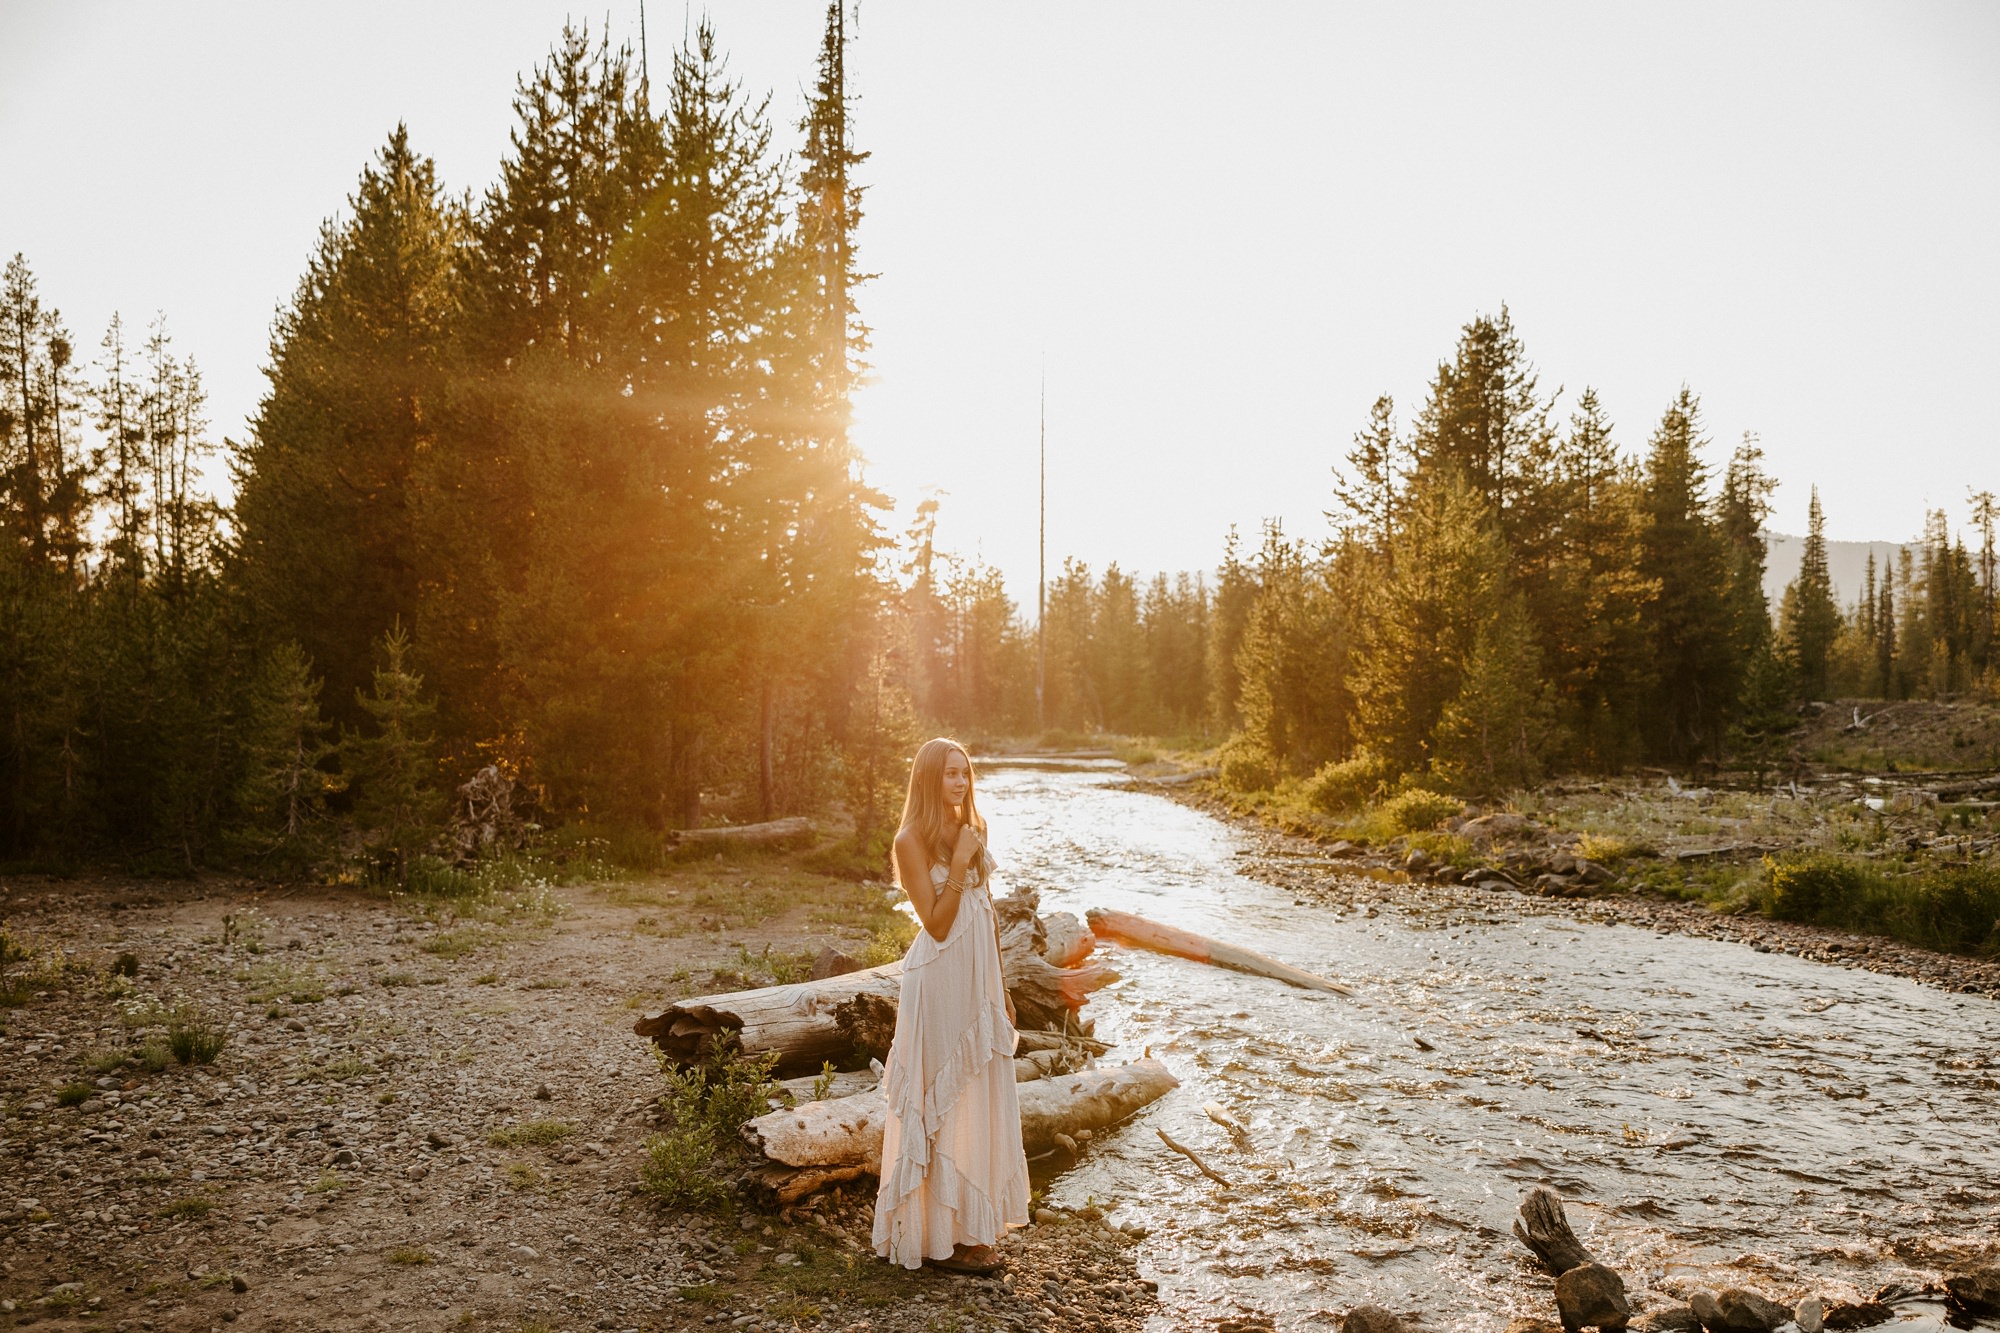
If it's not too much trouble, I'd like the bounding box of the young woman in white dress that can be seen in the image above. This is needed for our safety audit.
[871,737,1029,1274]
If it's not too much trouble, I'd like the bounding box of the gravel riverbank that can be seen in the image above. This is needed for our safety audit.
[1166,784,2000,1002]
[0,870,1154,1333]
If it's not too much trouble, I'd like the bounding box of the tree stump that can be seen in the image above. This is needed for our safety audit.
[1513,1186,1596,1277]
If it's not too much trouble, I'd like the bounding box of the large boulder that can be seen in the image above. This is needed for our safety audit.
[1691,1288,1793,1333]
[1946,1264,2000,1317]
[1556,1263,1633,1333]
[1463,812,1534,843]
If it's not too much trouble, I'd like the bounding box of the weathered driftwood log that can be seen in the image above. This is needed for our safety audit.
[634,964,903,1077]
[1086,907,1354,996]
[1934,775,2000,801]
[670,816,816,848]
[1041,911,1095,968]
[1513,1186,1597,1278]
[741,1058,1180,1204]
[996,891,1119,1029]
[637,896,1117,1075]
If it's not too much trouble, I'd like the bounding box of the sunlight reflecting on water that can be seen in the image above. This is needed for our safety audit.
[979,765,2000,1332]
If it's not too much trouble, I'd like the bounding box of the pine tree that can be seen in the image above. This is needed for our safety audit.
[1352,476,1504,776]
[1636,388,1736,762]
[345,624,443,882]
[1206,528,1257,733]
[1545,388,1654,769]
[1235,525,1351,773]
[1779,486,1840,699]
[1330,395,1401,551]
[1971,489,1997,683]
[234,127,460,725]
[234,642,345,868]
[1432,589,1556,795]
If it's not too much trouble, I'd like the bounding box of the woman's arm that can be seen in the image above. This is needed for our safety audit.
[897,825,978,942]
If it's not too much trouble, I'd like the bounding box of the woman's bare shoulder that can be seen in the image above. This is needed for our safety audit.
[892,825,923,857]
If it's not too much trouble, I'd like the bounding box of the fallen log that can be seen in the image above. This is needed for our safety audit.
[1086,907,1354,996]
[1013,1028,1111,1058]
[1041,911,1095,968]
[743,1057,1180,1177]
[636,895,1117,1075]
[996,891,1120,1028]
[634,962,904,1077]
[671,816,815,848]
[1934,775,2000,801]
[1513,1186,1596,1278]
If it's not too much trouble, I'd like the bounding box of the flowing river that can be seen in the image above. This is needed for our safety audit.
[975,760,2000,1333]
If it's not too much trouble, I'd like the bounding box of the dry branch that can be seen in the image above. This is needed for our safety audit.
[1156,1127,1232,1186]
[1086,907,1354,995]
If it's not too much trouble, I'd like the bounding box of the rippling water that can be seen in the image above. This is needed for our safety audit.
[977,762,2000,1332]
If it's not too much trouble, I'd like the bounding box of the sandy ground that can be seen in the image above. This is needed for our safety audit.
[0,867,1153,1333]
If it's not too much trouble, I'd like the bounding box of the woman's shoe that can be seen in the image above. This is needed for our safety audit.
[928,1244,1004,1275]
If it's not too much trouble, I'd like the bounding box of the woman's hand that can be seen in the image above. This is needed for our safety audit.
[952,823,980,868]
[1004,991,1017,1027]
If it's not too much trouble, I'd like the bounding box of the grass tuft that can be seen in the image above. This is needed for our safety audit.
[486,1119,574,1148]
[157,1195,215,1219]
[166,1001,228,1065]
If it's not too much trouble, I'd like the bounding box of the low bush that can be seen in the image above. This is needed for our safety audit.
[640,1035,780,1208]
[166,1001,228,1065]
[1305,751,1394,813]
[1217,736,1276,794]
[1379,788,1464,835]
[1762,854,2000,956]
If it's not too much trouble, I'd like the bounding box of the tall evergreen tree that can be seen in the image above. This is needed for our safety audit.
[234,126,461,726]
[1636,388,1736,761]
[1779,486,1840,699]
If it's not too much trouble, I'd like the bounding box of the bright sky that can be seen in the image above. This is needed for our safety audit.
[4,2,1997,604]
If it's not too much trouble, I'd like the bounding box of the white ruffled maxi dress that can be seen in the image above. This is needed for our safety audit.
[871,852,1029,1268]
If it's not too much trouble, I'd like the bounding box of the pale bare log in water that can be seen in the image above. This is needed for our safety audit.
[1086,907,1354,995]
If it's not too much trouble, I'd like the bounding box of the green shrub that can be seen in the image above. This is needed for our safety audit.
[56,1081,94,1106]
[1909,866,2000,955]
[1763,853,1879,925]
[487,1119,575,1148]
[166,1002,228,1065]
[1379,788,1463,835]
[640,1036,779,1208]
[1217,736,1276,794]
[1763,855,2000,956]
[1306,751,1394,813]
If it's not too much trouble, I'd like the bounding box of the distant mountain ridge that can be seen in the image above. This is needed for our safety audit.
[1761,531,1908,613]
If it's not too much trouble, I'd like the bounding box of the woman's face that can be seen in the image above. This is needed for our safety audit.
[940,749,970,811]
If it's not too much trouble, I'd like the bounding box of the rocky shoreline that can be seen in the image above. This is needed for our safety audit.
[1163,784,2000,1003]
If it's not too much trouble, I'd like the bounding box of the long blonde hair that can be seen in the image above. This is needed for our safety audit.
[898,736,985,874]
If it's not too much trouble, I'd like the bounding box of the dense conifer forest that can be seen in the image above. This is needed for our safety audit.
[2,11,1995,875]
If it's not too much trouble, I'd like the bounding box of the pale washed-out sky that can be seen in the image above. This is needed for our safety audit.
[2,2,1996,606]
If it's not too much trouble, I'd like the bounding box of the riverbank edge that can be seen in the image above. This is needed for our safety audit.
[1155,781,2000,1002]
